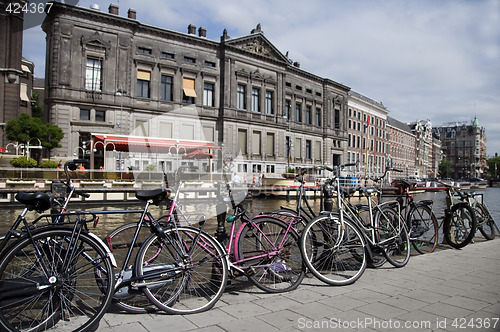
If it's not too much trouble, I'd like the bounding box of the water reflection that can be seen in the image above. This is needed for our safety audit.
[1,188,499,239]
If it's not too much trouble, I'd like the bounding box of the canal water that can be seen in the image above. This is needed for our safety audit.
[1,187,499,239]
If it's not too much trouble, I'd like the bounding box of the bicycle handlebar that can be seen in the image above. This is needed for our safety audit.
[62,159,90,199]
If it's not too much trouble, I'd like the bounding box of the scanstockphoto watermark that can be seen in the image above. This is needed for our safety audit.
[297,317,500,330]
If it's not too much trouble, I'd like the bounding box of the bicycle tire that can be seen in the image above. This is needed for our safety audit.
[444,202,477,249]
[105,222,158,313]
[408,204,439,254]
[236,217,305,293]
[135,226,228,314]
[0,227,114,332]
[376,207,410,268]
[300,214,367,286]
[355,204,387,268]
[474,203,495,240]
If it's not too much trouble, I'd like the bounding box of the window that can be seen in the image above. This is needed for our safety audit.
[203,82,214,106]
[180,124,194,140]
[160,75,173,101]
[184,56,196,64]
[80,109,90,121]
[204,61,216,67]
[334,109,340,129]
[252,88,260,112]
[137,70,150,98]
[285,136,291,158]
[316,108,321,126]
[95,110,105,122]
[295,138,302,158]
[266,133,275,156]
[315,141,321,160]
[295,103,302,123]
[306,140,312,160]
[237,84,246,109]
[238,129,247,154]
[182,78,196,104]
[252,131,261,155]
[161,52,174,59]
[285,100,291,120]
[159,122,172,138]
[135,119,149,136]
[138,47,152,55]
[265,91,274,115]
[305,105,312,125]
[85,58,102,91]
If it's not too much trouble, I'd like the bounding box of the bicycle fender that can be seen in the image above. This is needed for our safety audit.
[87,231,118,268]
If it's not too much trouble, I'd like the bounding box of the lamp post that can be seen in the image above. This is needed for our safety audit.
[94,141,116,171]
[168,141,187,172]
[283,115,292,170]
[116,88,124,174]
[5,142,18,156]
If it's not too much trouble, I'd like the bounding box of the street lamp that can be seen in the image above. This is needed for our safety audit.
[168,141,187,172]
[283,115,292,170]
[94,141,116,171]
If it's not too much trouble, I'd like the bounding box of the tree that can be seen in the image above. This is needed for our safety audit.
[438,158,451,179]
[487,156,500,179]
[41,123,64,160]
[31,90,43,119]
[5,113,43,144]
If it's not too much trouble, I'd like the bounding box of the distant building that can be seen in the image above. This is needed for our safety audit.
[433,117,487,179]
[42,2,350,175]
[346,91,389,178]
[408,120,441,179]
[386,117,416,178]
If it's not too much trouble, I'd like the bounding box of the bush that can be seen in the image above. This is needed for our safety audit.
[10,156,38,168]
[39,160,60,168]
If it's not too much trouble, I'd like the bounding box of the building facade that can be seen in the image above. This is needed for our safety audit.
[42,2,349,176]
[0,0,33,147]
[433,117,487,179]
[386,117,417,178]
[346,91,389,178]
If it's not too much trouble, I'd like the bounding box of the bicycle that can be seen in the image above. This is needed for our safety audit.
[301,163,410,283]
[0,160,116,331]
[463,191,496,240]
[439,181,478,249]
[297,163,368,286]
[214,181,306,293]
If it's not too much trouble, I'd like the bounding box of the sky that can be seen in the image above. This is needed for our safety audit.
[22,0,500,156]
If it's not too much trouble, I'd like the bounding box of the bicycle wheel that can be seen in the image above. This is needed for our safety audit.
[135,226,228,314]
[377,207,410,268]
[444,203,477,249]
[0,227,114,332]
[408,204,439,254]
[237,217,305,293]
[474,203,495,240]
[355,204,387,268]
[300,214,367,286]
[105,222,157,313]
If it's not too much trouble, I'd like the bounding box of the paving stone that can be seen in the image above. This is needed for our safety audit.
[219,301,271,319]
[217,317,278,332]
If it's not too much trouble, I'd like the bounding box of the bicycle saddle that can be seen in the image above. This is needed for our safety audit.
[15,192,52,213]
[358,187,378,196]
[136,188,168,205]
[340,187,358,197]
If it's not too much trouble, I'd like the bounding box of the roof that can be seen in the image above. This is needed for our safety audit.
[387,116,413,134]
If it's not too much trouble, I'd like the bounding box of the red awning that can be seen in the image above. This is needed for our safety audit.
[182,149,214,159]
[0,147,6,153]
[91,134,220,153]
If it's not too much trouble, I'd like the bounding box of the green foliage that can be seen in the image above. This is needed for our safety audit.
[41,123,64,155]
[487,156,500,178]
[39,160,60,168]
[439,158,451,178]
[145,164,156,171]
[31,91,43,119]
[5,113,43,144]
[10,156,38,168]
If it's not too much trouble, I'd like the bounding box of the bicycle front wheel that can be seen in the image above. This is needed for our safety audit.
[0,227,114,332]
[474,203,495,240]
[377,207,410,268]
[444,203,477,249]
[237,217,305,293]
[300,214,367,286]
[408,204,439,254]
[135,226,228,314]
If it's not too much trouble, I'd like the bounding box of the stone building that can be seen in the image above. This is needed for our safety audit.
[42,2,349,176]
[408,120,441,179]
[346,91,389,179]
[386,117,417,178]
[0,0,34,147]
[433,117,487,179]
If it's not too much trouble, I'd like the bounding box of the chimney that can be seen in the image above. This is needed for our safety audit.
[128,8,136,19]
[198,27,206,38]
[90,4,100,11]
[109,4,118,15]
[188,24,196,35]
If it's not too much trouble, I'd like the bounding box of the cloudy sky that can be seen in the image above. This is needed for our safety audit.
[23,0,500,155]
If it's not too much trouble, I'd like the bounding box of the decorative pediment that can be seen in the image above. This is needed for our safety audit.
[81,32,111,58]
[226,27,290,64]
